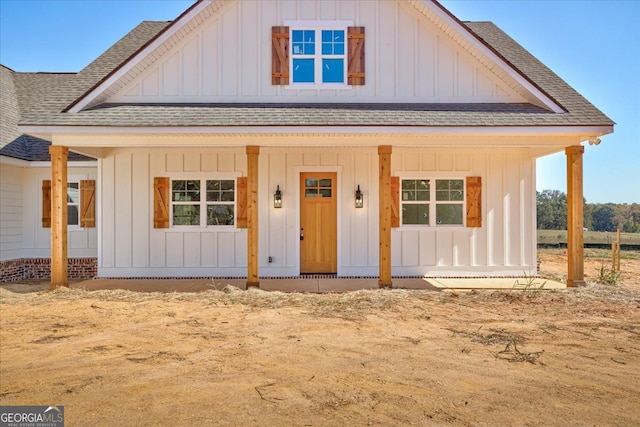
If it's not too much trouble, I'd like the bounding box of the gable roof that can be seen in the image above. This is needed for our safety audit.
[12,1,612,134]
[1,21,170,161]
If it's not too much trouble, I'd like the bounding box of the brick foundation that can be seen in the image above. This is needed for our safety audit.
[0,258,97,283]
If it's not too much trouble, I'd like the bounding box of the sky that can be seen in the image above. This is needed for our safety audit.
[0,0,638,204]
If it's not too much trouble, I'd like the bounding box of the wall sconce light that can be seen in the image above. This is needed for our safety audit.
[274,185,282,208]
[355,185,364,208]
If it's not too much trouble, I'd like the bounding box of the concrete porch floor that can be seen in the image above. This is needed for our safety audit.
[69,277,565,293]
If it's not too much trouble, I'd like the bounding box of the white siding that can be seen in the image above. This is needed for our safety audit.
[107,0,524,104]
[98,146,536,278]
[99,148,248,277]
[6,166,98,260]
[0,163,23,261]
[391,147,537,276]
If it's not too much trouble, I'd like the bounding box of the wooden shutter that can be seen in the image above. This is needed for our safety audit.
[272,26,290,85]
[466,177,482,228]
[391,176,400,228]
[236,177,248,228]
[347,27,365,85]
[80,180,96,228]
[154,177,170,229]
[42,180,51,228]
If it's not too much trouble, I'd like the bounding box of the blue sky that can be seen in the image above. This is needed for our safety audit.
[0,0,638,204]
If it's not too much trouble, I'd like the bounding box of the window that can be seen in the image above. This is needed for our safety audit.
[67,182,80,226]
[171,179,235,226]
[291,28,346,84]
[401,179,465,226]
[272,25,364,86]
[42,179,96,229]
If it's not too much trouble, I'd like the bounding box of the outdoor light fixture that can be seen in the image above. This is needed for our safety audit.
[355,185,364,208]
[274,185,282,208]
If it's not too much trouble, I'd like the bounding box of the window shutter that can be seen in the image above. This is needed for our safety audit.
[466,177,482,228]
[80,180,96,228]
[347,27,365,86]
[272,26,290,85]
[42,180,51,228]
[391,176,400,228]
[236,177,248,228]
[154,177,170,229]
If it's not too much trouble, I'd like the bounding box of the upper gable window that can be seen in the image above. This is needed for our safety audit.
[272,22,365,87]
[291,28,346,84]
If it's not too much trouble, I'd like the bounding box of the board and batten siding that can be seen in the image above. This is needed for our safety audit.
[99,148,248,277]
[391,148,536,276]
[98,146,536,278]
[107,0,523,104]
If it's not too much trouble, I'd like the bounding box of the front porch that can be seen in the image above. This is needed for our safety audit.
[63,276,564,293]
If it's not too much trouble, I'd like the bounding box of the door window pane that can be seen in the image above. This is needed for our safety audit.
[305,177,332,198]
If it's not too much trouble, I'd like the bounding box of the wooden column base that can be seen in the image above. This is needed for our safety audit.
[246,281,260,288]
[378,280,393,289]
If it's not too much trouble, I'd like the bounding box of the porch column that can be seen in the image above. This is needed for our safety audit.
[378,145,393,288]
[246,146,260,288]
[49,146,69,289]
[566,145,585,287]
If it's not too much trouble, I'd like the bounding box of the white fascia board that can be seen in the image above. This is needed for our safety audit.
[0,155,29,166]
[0,157,97,168]
[424,0,565,113]
[20,124,613,137]
[68,0,213,113]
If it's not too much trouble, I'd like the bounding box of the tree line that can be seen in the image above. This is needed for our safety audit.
[537,190,640,232]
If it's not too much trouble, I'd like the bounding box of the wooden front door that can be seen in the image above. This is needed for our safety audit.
[300,172,337,273]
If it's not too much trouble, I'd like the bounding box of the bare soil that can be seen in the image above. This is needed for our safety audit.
[1,250,639,426]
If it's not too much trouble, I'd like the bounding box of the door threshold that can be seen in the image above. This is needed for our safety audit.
[299,273,337,279]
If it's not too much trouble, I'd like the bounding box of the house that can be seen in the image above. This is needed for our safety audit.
[0,0,613,288]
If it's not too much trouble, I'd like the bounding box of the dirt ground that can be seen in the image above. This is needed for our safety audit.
[1,250,639,426]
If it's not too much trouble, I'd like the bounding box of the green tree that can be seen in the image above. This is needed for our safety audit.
[591,204,616,232]
[536,190,567,230]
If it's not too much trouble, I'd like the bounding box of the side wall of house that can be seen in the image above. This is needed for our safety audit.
[0,162,23,261]
[98,146,536,278]
[0,162,98,282]
[22,166,98,258]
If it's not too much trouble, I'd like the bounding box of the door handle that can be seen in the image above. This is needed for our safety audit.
[300,228,304,241]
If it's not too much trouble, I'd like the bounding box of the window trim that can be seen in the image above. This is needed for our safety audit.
[67,181,81,229]
[398,175,467,229]
[167,173,240,230]
[284,20,353,89]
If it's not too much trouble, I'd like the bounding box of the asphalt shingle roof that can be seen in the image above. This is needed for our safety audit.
[1,22,169,161]
[5,17,613,132]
